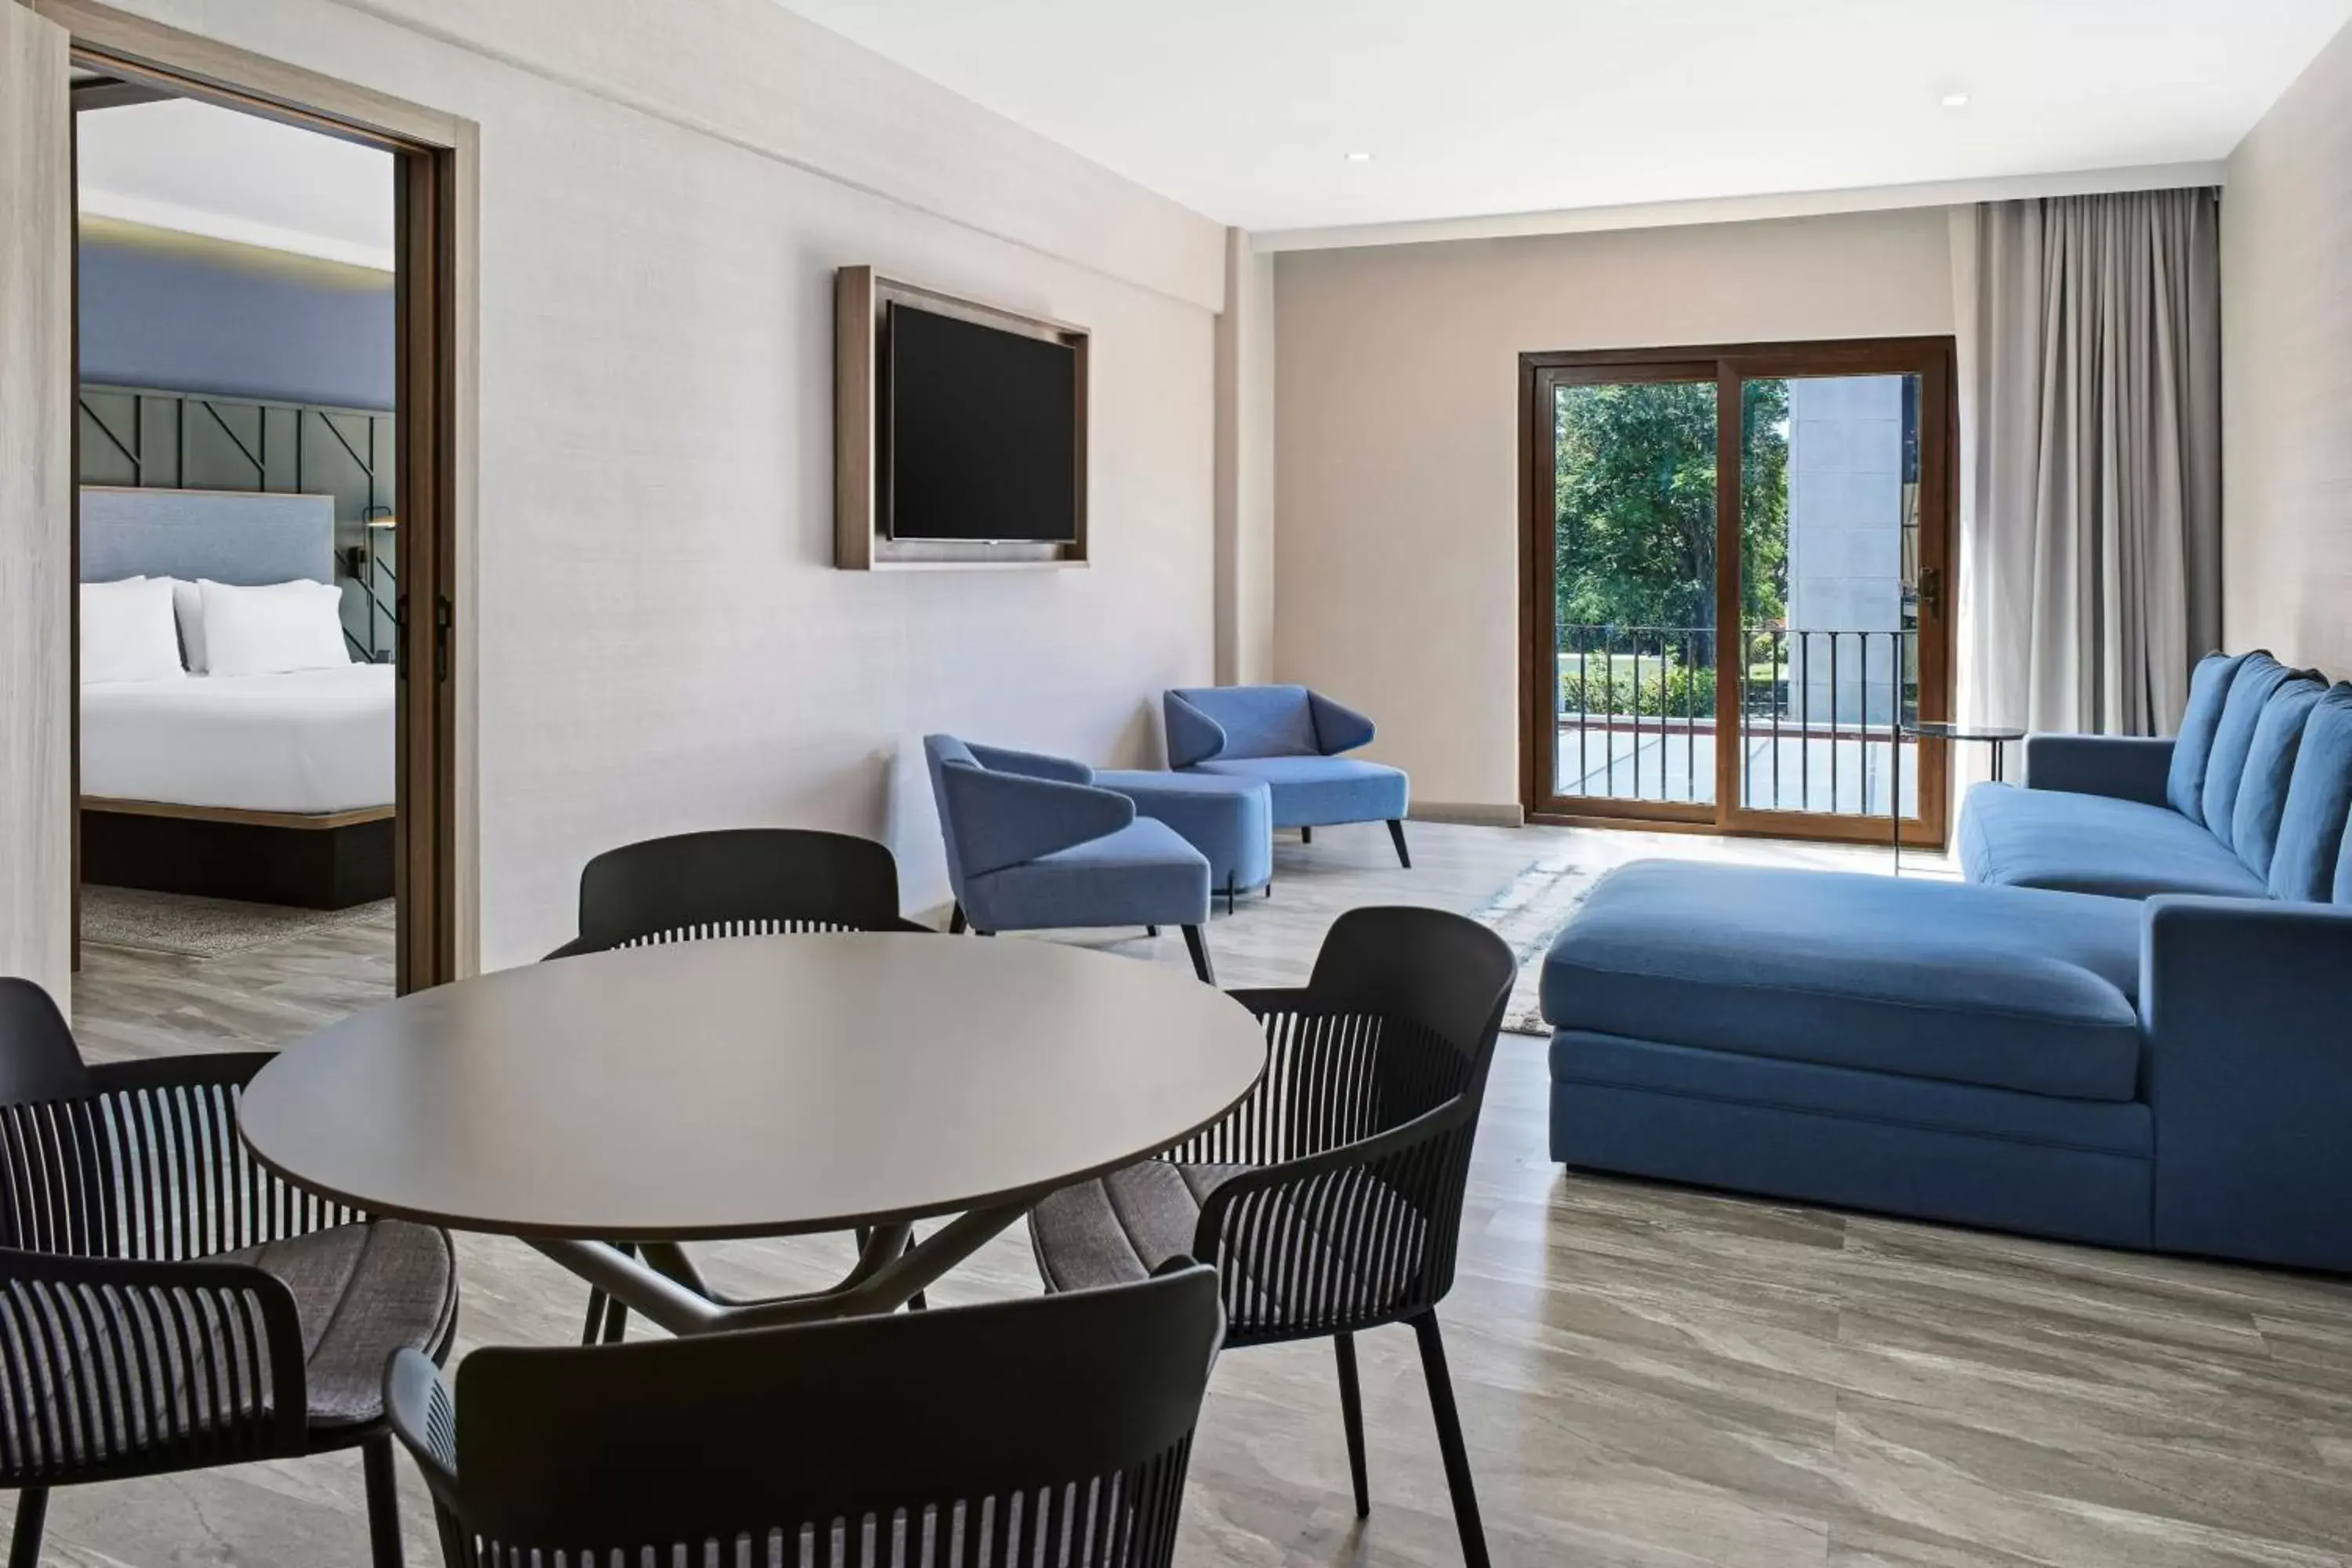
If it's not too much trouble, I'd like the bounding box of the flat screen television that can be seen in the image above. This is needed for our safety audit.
[884,301,1079,543]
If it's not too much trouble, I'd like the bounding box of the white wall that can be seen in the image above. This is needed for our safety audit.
[85,0,1225,967]
[1272,210,1956,811]
[2222,15,2352,673]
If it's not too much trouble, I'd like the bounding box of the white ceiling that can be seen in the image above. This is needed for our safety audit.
[76,98,395,270]
[776,0,2352,235]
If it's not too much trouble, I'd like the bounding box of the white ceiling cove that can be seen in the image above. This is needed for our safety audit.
[776,0,2352,234]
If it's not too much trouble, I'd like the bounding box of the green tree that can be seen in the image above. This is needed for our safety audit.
[1553,379,1788,640]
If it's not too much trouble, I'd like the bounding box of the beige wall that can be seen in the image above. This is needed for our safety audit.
[72,0,1225,966]
[1214,229,1276,684]
[1272,211,1957,811]
[2222,16,2352,673]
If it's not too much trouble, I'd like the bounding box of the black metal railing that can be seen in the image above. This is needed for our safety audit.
[1552,623,1917,813]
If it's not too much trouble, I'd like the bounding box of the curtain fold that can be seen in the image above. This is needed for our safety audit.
[1962,188,2221,738]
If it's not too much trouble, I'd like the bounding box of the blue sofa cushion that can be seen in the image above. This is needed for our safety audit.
[1093,769,1273,892]
[2203,654,2301,848]
[2270,686,2352,902]
[1192,755,1410,829]
[2230,678,2328,883]
[1958,781,2267,899]
[1165,685,1320,761]
[2166,651,2252,821]
[1541,862,2145,1102]
[964,818,1210,931]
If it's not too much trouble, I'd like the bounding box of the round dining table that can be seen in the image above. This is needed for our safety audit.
[239,932,1269,1335]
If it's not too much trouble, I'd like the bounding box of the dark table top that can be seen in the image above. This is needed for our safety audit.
[240,934,1269,1242]
[1901,720,2028,742]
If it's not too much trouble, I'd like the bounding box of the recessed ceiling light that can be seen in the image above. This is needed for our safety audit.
[1342,151,1374,163]
[1940,92,1971,108]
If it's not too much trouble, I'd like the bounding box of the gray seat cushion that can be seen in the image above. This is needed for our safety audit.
[1029,1160,1243,1292]
[1957,782,2267,900]
[1542,862,2146,1102]
[225,1219,457,1429]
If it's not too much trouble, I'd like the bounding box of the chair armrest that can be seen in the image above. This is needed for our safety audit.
[2024,733,2174,806]
[78,1053,365,1249]
[935,764,1136,879]
[1163,691,1227,769]
[385,1346,463,1509]
[1307,691,1376,756]
[0,1247,309,1474]
[964,742,1094,786]
[1189,1097,1479,1337]
[2142,897,2352,1269]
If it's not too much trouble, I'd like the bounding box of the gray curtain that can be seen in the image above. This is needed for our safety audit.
[1965,188,2221,736]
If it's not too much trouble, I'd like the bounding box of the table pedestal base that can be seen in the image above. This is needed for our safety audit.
[528,1203,1033,1336]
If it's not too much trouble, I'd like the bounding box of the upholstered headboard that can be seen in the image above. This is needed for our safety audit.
[78,486,335,586]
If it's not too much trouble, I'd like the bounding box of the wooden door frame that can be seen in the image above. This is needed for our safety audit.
[36,0,478,990]
[1519,336,1958,848]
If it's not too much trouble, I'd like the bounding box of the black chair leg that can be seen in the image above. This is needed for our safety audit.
[1334,1333,1371,1519]
[1146,924,1161,938]
[579,1284,609,1345]
[1301,826,1313,845]
[949,902,967,935]
[9,1486,46,1568]
[1388,818,1413,869]
[1411,1312,1489,1568]
[1225,876,1237,916]
[1180,925,1215,984]
[361,1433,404,1568]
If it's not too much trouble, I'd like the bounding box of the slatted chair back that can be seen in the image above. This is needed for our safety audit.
[1170,907,1515,1344]
[392,1265,1223,1568]
[561,829,927,954]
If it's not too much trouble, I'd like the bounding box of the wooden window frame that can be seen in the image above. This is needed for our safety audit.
[43,0,477,990]
[1518,336,1958,848]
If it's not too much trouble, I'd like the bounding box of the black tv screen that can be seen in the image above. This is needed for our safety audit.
[885,302,1078,543]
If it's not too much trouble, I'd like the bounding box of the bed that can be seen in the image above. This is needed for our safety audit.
[79,487,394,909]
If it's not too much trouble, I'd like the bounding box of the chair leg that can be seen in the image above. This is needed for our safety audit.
[598,1242,636,1343]
[9,1486,47,1568]
[579,1284,609,1345]
[1180,925,1215,984]
[1146,924,1161,938]
[949,902,967,935]
[1225,876,1237,916]
[1388,818,1413,869]
[1301,825,1313,845]
[1334,1333,1372,1519]
[1410,1312,1489,1568]
[361,1433,404,1568]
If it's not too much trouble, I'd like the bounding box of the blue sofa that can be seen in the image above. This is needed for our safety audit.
[1163,685,1412,866]
[1544,652,2352,1271]
[924,736,1217,982]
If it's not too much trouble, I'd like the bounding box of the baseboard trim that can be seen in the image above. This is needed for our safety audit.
[1409,801,1526,828]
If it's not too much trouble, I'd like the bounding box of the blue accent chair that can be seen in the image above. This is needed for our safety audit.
[1163,685,1412,866]
[923,735,1216,982]
[1543,650,2352,1272]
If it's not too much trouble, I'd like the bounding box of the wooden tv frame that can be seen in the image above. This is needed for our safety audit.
[834,266,1090,571]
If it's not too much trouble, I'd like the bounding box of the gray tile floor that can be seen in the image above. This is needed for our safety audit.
[54,822,2352,1566]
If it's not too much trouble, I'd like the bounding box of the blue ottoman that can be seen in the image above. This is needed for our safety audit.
[1095,770,1272,913]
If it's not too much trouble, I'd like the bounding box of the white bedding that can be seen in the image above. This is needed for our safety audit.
[82,664,394,815]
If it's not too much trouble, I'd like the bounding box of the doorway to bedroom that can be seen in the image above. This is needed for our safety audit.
[61,45,457,1053]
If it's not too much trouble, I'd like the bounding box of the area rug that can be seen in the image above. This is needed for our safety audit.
[1467,847,1597,1036]
[80,885,395,960]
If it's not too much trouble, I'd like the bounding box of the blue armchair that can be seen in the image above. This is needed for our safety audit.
[923,735,1216,982]
[1163,685,1412,866]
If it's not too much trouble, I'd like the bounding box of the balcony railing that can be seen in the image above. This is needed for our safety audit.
[1552,623,1918,814]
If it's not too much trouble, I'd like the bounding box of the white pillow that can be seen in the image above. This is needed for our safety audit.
[198,579,352,677]
[168,578,209,673]
[80,576,186,683]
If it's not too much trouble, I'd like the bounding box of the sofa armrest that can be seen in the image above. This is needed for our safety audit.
[935,764,1135,879]
[965,742,1094,786]
[1163,691,1227,769]
[2141,896,2352,1270]
[1307,691,1376,756]
[2024,733,2174,806]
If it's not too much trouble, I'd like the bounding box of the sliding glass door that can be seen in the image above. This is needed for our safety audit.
[1521,339,1954,845]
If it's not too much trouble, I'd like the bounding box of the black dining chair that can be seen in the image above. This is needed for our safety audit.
[544,826,931,1343]
[0,978,459,1568]
[1026,907,1516,1568]
[387,1262,1224,1568]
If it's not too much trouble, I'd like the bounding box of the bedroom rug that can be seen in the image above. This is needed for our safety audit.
[81,886,395,960]
[1466,845,1597,1036]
